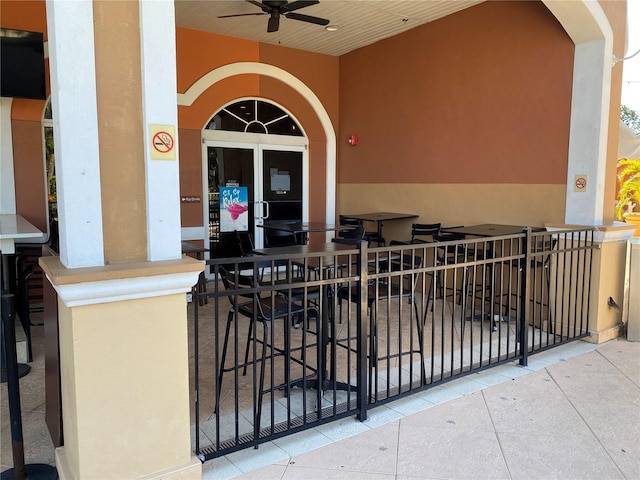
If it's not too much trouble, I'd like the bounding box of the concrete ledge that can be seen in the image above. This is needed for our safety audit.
[39,256,203,307]
[544,222,637,243]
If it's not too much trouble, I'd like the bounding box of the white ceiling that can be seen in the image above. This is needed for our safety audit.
[174,0,484,57]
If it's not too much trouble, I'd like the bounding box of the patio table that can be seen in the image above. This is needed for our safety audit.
[253,242,360,394]
[0,215,42,380]
[257,222,354,245]
[439,224,546,237]
[438,224,546,328]
[343,212,418,245]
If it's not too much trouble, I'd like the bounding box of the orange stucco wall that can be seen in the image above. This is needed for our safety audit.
[175,29,339,225]
[178,128,203,227]
[12,120,48,232]
[338,0,574,185]
[0,0,47,39]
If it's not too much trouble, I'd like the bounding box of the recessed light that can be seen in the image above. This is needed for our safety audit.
[325,25,339,32]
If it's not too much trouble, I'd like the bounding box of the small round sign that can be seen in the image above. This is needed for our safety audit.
[152,131,174,154]
[575,177,587,190]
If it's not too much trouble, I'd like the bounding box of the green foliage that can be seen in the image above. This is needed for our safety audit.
[616,158,640,220]
[621,105,640,134]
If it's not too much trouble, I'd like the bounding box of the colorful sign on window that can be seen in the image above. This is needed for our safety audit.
[219,186,249,232]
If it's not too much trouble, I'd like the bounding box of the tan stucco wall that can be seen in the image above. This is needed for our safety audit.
[56,293,193,479]
[12,119,48,232]
[586,237,631,343]
[93,1,147,263]
[338,183,566,242]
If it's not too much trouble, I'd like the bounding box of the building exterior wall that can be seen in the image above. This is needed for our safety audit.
[338,0,574,229]
[2,0,629,238]
[175,29,338,227]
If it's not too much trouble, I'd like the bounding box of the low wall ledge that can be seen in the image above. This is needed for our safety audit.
[38,255,204,307]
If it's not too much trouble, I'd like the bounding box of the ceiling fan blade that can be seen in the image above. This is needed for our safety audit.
[217,12,266,19]
[267,14,280,32]
[285,12,330,26]
[282,1,319,13]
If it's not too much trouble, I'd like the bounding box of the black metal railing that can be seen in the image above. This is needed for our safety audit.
[190,227,597,460]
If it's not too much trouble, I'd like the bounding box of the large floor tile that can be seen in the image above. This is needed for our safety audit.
[499,430,625,480]
[570,400,640,479]
[396,424,509,479]
[287,422,399,475]
[231,463,287,480]
[282,466,393,480]
[482,368,566,399]
[595,339,640,384]
[400,391,494,431]
[485,393,592,437]
[547,368,639,406]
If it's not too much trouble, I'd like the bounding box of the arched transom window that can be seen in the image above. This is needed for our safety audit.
[206,99,303,136]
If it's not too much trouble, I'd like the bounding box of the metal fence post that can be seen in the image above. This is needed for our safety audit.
[356,240,369,421]
[519,228,531,366]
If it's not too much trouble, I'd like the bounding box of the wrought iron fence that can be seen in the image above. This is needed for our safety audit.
[190,227,597,460]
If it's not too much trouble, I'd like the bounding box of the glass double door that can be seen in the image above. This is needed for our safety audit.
[206,141,306,257]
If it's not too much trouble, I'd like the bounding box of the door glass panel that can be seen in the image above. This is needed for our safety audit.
[262,149,303,246]
[208,146,255,259]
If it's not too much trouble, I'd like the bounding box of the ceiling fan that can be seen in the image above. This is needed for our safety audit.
[218,1,330,33]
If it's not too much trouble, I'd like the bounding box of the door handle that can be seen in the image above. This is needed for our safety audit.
[263,201,270,219]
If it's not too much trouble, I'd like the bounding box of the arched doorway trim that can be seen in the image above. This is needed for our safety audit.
[178,62,336,227]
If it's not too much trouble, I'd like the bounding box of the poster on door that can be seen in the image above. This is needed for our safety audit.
[220,186,249,232]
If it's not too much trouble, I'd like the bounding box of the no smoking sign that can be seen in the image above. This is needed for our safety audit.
[150,124,176,160]
[574,174,588,193]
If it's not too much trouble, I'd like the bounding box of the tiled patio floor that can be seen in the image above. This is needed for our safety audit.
[3,309,639,480]
[202,337,640,480]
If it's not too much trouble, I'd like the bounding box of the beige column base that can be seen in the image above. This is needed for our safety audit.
[56,449,202,480]
[40,256,203,480]
[582,224,636,344]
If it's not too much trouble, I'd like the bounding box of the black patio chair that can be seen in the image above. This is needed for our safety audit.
[497,235,558,333]
[216,265,319,445]
[339,215,384,246]
[434,231,497,332]
[236,230,318,327]
[335,246,425,388]
[410,223,441,244]
[334,225,365,243]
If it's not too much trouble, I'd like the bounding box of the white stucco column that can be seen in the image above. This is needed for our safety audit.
[564,38,611,225]
[46,0,105,268]
[43,1,202,478]
[543,0,614,226]
[140,0,182,261]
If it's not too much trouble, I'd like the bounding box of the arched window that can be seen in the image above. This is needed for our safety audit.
[206,99,303,136]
